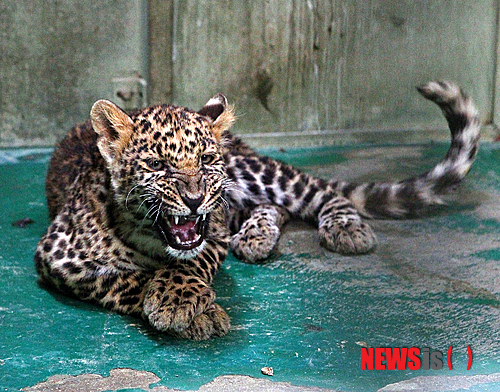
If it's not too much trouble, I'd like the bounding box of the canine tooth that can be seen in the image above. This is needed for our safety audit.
[202,214,207,221]
[174,216,179,225]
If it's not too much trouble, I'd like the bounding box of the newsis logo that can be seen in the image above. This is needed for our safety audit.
[360,346,473,371]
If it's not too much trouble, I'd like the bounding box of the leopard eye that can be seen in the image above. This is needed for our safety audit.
[147,159,165,171]
[201,154,216,165]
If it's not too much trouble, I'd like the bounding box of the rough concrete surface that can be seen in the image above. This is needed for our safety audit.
[21,368,500,392]
[21,369,338,392]
[21,368,158,392]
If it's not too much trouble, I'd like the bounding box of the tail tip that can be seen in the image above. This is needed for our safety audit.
[416,80,463,102]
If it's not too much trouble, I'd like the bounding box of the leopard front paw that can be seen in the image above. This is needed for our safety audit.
[172,302,230,340]
[318,218,377,255]
[230,204,289,263]
[143,273,218,336]
[231,223,281,263]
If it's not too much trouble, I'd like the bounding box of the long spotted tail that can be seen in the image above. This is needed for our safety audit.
[338,81,481,218]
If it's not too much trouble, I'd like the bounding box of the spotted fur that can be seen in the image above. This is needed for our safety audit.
[36,95,234,340]
[226,81,480,260]
[35,81,479,338]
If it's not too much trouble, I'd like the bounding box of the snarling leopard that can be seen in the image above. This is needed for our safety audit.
[35,81,480,339]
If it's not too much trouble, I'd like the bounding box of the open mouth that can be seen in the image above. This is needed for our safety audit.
[157,214,209,251]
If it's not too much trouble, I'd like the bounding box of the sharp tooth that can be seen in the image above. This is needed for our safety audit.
[175,236,181,244]
[174,216,179,225]
[202,214,207,221]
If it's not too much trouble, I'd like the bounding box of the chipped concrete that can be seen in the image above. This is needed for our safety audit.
[21,368,160,392]
[22,369,338,392]
[21,369,500,392]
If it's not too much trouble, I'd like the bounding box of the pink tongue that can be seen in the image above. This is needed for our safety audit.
[171,220,197,243]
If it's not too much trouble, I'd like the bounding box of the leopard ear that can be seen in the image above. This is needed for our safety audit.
[198,94,235,141]
[90,100,134,164]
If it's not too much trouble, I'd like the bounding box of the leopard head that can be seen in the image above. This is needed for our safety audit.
[90,95,235,259]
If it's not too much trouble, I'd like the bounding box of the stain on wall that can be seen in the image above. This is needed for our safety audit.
[171,0,497,137]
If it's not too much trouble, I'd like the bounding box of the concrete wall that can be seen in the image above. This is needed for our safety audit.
[0,0,148,147]
[1,0,499,147]
[170,0,499,145]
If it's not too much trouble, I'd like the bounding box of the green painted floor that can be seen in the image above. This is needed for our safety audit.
[1,142,500,392]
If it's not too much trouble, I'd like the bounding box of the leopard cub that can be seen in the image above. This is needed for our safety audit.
[36,95,235,340]
[36,81,479,339]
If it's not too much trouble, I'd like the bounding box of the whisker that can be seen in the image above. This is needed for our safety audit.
[153,200,163,225]
[222,178,238,190]
[136,193,155,214]
[142,207,157,225]
[125,184,142,210]
[216,195,231,213]
[145,203,159,219]
[223,182,247,198]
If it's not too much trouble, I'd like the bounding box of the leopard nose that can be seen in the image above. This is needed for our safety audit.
[181,194,204,214]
